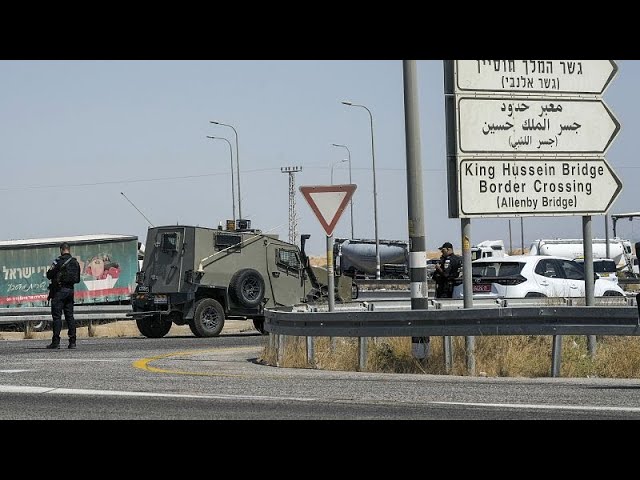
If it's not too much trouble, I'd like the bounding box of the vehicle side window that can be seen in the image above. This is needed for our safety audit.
[276,249,301,275]
[498,263,523,276]
[559,259,584,280]
[215,233,242,251]
[535,259,560,278]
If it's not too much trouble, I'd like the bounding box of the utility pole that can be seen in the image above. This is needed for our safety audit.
[281,166,302,245]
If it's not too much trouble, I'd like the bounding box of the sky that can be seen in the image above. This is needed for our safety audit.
[0,59,638,256]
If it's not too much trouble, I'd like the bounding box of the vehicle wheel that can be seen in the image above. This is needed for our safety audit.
[136,315,172,338]
[229,269,265,309]
[253,317,268,335]
[603,290,624,296]
[188,319,202,337]
[351,283,359,300]
[191,298,225,337]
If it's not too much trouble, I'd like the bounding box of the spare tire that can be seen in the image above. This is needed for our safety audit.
[229,268,265,309]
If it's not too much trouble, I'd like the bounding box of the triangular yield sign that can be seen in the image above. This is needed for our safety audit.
[299,184,357,236]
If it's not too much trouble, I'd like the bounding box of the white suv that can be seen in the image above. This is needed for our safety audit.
[452,255,626,299]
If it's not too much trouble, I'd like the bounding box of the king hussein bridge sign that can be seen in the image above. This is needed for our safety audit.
[444,60,622,218]
[458,158,621,216]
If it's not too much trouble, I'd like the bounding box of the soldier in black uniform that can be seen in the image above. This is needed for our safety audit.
[46,242,80,349]
[432,242,463,298]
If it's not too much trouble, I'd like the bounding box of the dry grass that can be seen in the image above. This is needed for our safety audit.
[259,334,640,378]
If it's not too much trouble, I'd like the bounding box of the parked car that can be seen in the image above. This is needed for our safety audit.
[451,255,626,299]
[573,258,619,284]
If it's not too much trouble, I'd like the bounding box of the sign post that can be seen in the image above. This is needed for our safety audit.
[300,184,357,311]
[445,59,621,367]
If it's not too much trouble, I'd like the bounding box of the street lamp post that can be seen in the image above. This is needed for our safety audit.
[206,135,236,222]
[330,158,347,185]
[342,101,380,280]
[210,121,242,219]
[331,143,354,238]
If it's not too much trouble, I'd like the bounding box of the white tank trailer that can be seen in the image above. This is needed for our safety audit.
[334,238,409,279]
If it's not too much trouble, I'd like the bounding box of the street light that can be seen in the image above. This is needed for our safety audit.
[330,158,347,185]
[210,121,242,219]
[331,143,354,238]
[206,135,236,222]
[342,100,381,280]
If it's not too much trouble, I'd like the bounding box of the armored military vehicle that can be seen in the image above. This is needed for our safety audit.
[129,222,352,338]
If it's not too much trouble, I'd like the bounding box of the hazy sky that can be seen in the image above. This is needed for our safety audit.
[0,60,637,256]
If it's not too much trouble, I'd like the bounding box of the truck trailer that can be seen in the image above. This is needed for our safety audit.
[0,233,139,310]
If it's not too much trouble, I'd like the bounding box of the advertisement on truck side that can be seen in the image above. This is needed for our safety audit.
[0,237,138,307]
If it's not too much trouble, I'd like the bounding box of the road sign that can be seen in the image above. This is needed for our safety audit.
[457,97,620,154]
[458,158,622,216]
[300,184,357,236]
[455,60,618,95]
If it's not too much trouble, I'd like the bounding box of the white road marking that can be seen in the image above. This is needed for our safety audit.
[0,370,33,373]
[0,383,638,413]
[0,384,316,402]
[432,401,640,413]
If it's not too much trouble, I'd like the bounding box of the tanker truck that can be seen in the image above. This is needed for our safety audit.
[528,237,637,277]
[333,238,409,280]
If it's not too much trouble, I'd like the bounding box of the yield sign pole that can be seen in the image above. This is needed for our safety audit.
[300,184,357,311]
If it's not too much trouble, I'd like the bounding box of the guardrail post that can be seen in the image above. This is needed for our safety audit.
[88,318,96,337]
[365,302,378,344]
[434,302,453,371]
[551,335,562,377]
[24,321,32,338]
[277,334,284,367]
[587,336,597,358]
[306,336,315,366]
[465,336,475,376]
[358,337,367,371]
[444,336,453,373]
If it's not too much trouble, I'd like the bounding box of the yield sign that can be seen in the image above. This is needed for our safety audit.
[299,184,357,236]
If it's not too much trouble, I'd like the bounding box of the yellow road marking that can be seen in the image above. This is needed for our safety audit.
[133,347,258,377]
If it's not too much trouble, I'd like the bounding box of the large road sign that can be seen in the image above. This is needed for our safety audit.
[443,59,622,218]
[458,158,622,216]
[457,97,620,154]
[455,60,618,95]
[300,184,357,236]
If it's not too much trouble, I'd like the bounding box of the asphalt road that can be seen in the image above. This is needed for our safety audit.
[2,330,640,420]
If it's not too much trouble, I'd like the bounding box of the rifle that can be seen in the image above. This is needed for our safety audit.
[47,256,73,301]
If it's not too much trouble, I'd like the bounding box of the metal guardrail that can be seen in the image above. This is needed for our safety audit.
[0,305,133,325]
[264,295,640,377]
[266,305,640,337]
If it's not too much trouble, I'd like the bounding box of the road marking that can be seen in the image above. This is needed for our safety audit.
[0,369,33,373]
[0,384,315,402]
[0,384,638,412]
[432,401,640,413]
[132,347,257,377]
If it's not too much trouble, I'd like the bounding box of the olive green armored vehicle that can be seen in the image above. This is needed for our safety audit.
[129,222,353,338]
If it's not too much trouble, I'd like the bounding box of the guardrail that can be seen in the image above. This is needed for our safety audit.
[264,296,640,377]
[0,305,133,330]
